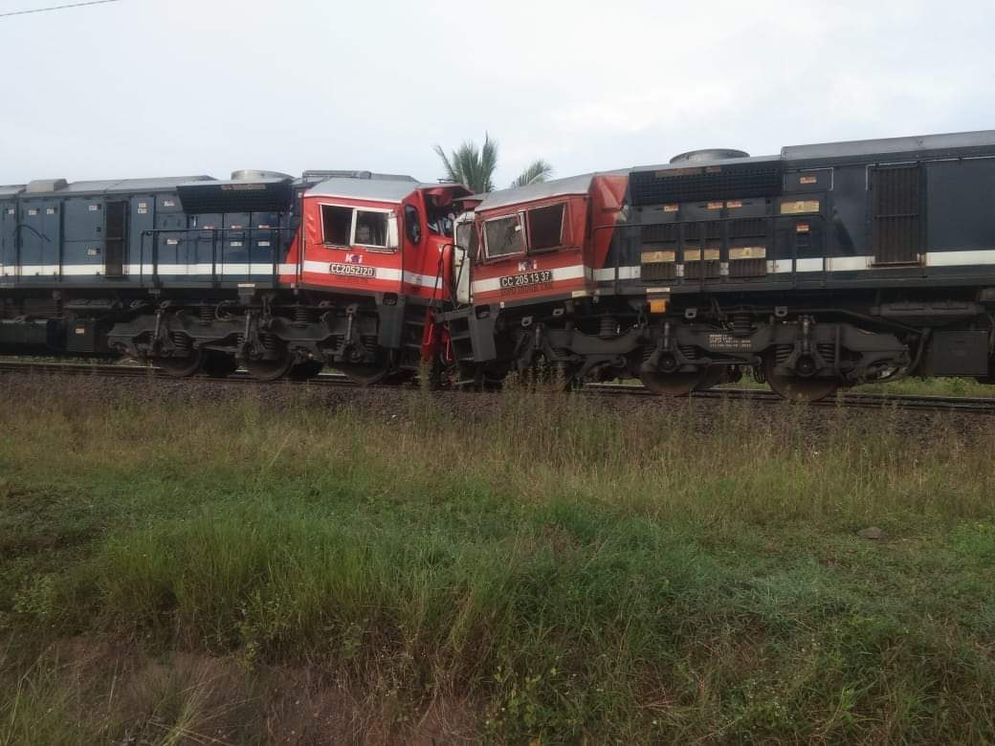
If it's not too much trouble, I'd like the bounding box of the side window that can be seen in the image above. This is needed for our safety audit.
[404,205,422,244]
[527,204,566,250]
[354,210,388,248]
[483,214,525,258]
[456,220,479,260]
[321,205,352,245]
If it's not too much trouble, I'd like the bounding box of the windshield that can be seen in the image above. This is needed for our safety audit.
[455,218,478,259]
[426,195,456,236]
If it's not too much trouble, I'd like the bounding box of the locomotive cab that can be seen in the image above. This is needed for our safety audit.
[441,174,630,384]
[288,178,469,383]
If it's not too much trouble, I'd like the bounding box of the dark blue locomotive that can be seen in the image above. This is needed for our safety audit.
[446,131,995,400]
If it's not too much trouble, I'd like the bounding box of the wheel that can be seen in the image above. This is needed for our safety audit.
[155,349,203,378]
[694,366,729,391]
[638,369,707,397]
[201,351,237,379]
[335,362,391,386]
[763,356,840,403]
[244,354,294,381]
[287,360,324,381]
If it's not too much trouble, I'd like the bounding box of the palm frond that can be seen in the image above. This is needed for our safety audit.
[433,144,459,183]
[432,134,499,193]
[512,159,554,188]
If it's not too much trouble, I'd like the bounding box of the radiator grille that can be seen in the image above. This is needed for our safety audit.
[684,259,722,280]
[728,258,767,278]
[871,165,923,264]
[630,162,783,206]
[641,262,677,282]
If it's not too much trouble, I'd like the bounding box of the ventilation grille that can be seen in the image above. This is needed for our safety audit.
[871,165,923,264]
[630,162,783,206]
[641,262,677,282]
[684,260,722,280]
[728,258,767,278]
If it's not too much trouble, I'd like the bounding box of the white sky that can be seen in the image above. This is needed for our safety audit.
[1,0,992,187]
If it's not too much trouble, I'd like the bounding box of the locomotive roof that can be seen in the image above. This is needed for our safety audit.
[305,176,426,203]
[15,175,215,197]
[782,130,995,161]
[629,154,781,174]
[0,185,25,197]
[475,172,626,212]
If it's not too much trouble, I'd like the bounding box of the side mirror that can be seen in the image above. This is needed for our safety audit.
[386,213,399,250]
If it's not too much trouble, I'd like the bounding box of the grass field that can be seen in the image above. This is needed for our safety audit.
[2,377,995,743]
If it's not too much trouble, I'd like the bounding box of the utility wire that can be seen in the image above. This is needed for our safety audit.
[0,0,119,18]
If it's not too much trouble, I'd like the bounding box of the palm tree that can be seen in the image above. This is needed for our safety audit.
[434,134,552,193]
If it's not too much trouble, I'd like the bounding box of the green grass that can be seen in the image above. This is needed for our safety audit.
[2,378,995,742]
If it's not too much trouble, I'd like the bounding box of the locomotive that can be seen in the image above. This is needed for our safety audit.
[0,170,469,383]
[444,130,995,400]
[1,129,994,401]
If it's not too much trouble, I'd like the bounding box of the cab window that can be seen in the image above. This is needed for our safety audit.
[527,204,565,250]
[456,220,479,260]
[354,210,388,248]
[321,205,351,245]
[484,214,525,258]
[404,205,422,244]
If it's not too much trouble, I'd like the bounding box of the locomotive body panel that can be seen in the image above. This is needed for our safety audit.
[467,173,627,307]
[615,131,995,299]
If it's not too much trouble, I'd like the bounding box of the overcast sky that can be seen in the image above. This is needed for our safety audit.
[1,0,991,187]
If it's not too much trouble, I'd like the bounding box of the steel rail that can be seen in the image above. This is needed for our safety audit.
[1,360,994,414]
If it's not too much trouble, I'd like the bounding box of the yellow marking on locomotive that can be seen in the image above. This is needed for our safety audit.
[641,250,676,263]
[729,246,767,260]
[684,248,720,262]
[648,298,669,314]
[780,200,821,215]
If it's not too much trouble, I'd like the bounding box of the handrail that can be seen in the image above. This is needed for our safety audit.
[139,226,297,285]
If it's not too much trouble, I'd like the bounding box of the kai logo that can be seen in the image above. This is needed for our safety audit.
[517,259,538,272]
[345,253,363,264]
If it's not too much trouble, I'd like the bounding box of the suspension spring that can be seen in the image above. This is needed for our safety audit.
[294,305,312,324]
[599,316,617,337]
[171,332,190,354]
[199,304,213,323]
[732,312,753,337]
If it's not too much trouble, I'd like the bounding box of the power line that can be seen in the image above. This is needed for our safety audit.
[0,0,119,18]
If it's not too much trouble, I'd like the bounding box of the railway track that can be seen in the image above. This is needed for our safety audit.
[2,359,995,415]
[587,382,995,413]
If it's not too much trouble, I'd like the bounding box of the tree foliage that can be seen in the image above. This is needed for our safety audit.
[434,134,552,193]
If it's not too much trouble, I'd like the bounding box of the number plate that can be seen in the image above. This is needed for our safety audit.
[329,263,376,278]
[499,270,553,289]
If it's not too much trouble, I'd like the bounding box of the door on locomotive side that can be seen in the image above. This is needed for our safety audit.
[452,211,478,305]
